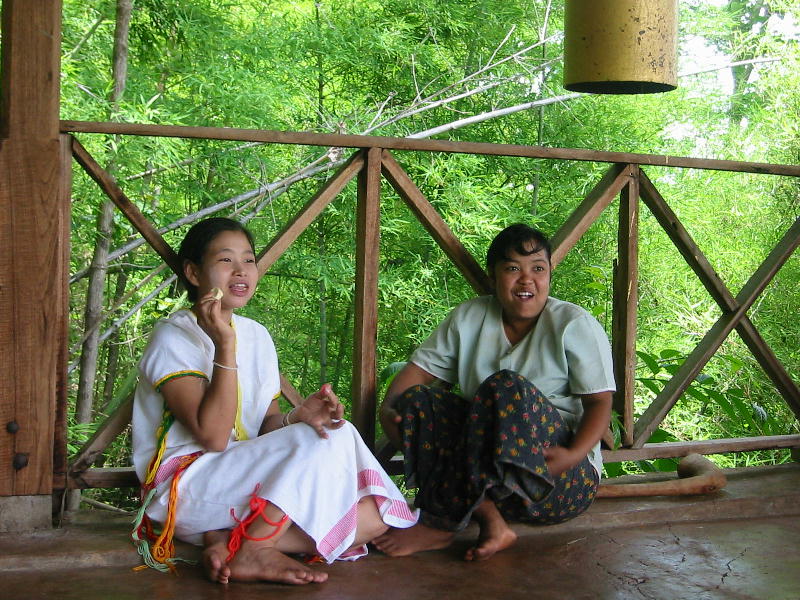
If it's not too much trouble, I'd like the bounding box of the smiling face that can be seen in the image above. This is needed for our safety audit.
[184,229,258,314]
[492,244,551,343]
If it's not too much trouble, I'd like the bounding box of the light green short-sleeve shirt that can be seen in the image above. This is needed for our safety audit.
[409,295,616,475]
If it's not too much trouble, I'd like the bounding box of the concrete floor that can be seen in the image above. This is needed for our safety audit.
[2,464,800,600]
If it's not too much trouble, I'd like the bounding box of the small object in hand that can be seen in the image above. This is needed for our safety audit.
[210,287,224,300]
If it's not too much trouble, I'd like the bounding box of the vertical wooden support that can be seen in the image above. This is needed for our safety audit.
[0,0,64,528]
[611,165,639,447]
[351,147,382,448]
[53,135,73,494]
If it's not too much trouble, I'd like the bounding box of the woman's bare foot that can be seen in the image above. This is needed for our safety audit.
[202,530,232,583]
[373,524,454,557]
[227,546,328,584]
[464,500,517,561]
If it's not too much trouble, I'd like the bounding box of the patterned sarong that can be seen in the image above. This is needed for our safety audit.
[397,369,598,531]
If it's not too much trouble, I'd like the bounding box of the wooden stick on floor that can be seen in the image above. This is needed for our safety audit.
[597,453,727,498]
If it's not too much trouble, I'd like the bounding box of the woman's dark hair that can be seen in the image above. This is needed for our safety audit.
[177,217,256,301]
[486,223,551,276]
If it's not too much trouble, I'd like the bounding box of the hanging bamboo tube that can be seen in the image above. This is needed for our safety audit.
[563,0,678,94]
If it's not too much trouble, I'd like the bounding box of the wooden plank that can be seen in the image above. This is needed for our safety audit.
[0,0,63,498]
[550,163,630,267]
[639,172,800,419]
[70,136,182,276]
[66,467,139,490]
[257,151,364,274]
[2,3,61,140]
[67,433,800,490]
[351,148,381,448]
[0,141,12,494]
[611,168,639,446]
[604,434,800,462]
[0,141,63,496]
[53,134,73,491]
[633,216,800,447]
[381,150,491,294]
[60,120,800,177]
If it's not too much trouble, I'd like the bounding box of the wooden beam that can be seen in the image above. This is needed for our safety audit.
[351,148,382,448]
[381,150,491,294]
[0,0,63,500]
[257,151,364,274]
[633,217,800,447]
[2,4,61,140]
[69,431,800,489]
[61,120,800,177]
[53,134,73,493]
[603,434,800,462]
[639,172,800,419]
[611,167,639,446]
[70,136,182,276]
[550,163,630,267]
[66,467,139,490]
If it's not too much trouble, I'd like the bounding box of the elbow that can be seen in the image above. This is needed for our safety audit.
[204,441,228,453]
[196,434,229,453]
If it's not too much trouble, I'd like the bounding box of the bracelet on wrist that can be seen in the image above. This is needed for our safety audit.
[212,361,237,371]
[282,408,297,427]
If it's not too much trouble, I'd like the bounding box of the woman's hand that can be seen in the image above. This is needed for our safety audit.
[542,391,613,478]
[542,445,580,478]
[293,383,345,438]
[379,363,438,450]
[193,288,235,350]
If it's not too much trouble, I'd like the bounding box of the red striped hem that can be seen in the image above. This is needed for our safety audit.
[316,468,418,561]
[151,451,203,487]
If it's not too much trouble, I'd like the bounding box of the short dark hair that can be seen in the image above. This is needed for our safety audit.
[177,217,256,301]
[486,223,551,276]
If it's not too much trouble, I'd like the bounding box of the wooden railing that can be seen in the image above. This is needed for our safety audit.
[57,121,800,491]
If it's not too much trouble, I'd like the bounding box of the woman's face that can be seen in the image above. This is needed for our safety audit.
[492,244,551,333]
[185,230,259,311]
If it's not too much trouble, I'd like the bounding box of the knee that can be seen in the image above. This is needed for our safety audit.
[492,369,521,384]
[476,369,526,394]
[394,385,430,413]
[357,497,389,539]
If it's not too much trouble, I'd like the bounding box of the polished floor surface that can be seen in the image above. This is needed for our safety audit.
[3,464,799,600]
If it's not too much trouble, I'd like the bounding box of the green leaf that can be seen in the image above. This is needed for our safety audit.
[707,390,738,422]
[640,378,664,395]
[636,351,661,376]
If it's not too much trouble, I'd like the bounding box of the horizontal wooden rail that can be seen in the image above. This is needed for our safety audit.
[60,120,800,177]
[59,434,800,490]
[603,434,800,462]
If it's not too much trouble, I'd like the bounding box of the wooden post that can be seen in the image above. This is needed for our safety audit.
[351,148,381,449]
[0,0,65,531]
[611,165,639,446]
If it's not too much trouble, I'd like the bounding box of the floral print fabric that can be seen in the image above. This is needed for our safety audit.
[397,369,598,532]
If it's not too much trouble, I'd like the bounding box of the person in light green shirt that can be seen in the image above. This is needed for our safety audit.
[375,223,615,562]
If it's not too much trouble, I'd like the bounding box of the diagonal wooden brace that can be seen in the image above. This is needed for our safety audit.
[633,216,800,447]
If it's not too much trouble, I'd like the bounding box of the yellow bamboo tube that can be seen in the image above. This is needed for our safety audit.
[563,0,678,94]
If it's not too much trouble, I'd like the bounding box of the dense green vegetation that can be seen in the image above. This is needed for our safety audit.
[60,0,799,505]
